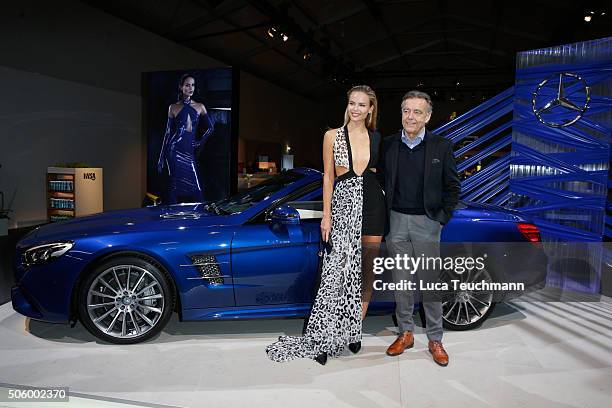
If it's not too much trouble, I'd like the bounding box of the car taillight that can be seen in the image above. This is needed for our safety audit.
[517,223,541,242]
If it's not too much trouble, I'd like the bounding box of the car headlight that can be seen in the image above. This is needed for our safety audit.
[23,242,74,266]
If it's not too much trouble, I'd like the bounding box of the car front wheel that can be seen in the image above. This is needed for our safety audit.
[78,256,175,344]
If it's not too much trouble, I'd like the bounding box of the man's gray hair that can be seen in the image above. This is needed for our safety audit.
[401,90,433,113]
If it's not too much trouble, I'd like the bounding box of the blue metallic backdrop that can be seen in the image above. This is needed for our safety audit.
[509,38,611,243]
[508,38,612,293]
[433,38,611,293]
[433,87,514,206]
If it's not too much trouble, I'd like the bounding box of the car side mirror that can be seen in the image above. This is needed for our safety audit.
[268,205,300,225]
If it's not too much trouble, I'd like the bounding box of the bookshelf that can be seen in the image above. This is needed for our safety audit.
[47,167,103,222]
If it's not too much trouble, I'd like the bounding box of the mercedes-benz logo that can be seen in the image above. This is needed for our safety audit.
[532,73,590,128]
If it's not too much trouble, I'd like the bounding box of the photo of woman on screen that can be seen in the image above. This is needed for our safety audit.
[156,73,215,204]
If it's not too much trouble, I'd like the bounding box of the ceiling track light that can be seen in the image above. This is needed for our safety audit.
[296,43,312,61]
[267,26,278,38]
[267,25,289,43]
[584,9,607,21]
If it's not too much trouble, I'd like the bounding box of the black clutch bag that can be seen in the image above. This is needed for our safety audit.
[318,238,333,257]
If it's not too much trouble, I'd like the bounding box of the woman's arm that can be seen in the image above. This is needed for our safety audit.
[157,106,175,174]
[320,129,336,242]
[193,104,215,149]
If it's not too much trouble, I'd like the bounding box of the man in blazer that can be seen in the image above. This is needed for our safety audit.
[381,90,460,366]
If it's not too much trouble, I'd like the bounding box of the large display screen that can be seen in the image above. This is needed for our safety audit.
[145,68,235,204]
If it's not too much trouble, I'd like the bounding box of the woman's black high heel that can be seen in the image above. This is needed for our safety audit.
[348,341,361,354]
[314,352,328,365]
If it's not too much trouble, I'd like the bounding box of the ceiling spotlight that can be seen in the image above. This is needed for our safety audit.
[417,82,424,88]
[297,43,311,60]
[281,33,289,42]
[456,80,461,86]
[584,15,592,22]
[267,26,278,38]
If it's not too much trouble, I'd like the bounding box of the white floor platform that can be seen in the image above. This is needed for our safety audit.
[0,299,611,408]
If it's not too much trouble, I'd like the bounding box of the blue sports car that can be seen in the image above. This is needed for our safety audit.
[12,168,546,344]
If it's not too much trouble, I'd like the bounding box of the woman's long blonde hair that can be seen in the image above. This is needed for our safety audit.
[343,85,378,131]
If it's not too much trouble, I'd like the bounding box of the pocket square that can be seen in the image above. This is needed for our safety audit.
[432,158,440,164]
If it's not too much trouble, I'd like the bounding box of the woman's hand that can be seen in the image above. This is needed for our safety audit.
[320,214,331,242]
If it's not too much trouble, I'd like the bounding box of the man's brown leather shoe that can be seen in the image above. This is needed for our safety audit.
[428,340,449,366]
[386,331,414,356]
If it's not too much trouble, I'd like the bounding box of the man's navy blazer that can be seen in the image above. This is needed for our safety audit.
[378,129,460,227]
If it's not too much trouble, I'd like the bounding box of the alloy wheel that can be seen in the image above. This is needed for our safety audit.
[86,264,165,340]
[440,267,494,329]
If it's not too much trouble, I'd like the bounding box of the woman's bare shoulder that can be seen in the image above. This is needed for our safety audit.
[168,103,182,117]
[324,127,341,141]
[191,101,207,114]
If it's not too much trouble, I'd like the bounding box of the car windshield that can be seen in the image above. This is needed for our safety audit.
[207,171,305,214]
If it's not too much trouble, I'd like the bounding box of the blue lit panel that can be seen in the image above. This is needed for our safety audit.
[508,37,612,242]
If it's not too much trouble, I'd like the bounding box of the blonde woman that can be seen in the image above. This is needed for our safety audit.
[266,85,385,365]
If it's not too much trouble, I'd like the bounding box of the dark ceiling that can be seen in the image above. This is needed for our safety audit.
[83,0,610,100]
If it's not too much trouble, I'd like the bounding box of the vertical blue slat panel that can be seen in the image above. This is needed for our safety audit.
[508,38,612,293]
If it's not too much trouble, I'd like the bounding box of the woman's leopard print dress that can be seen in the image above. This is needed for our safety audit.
[266,127,363,362]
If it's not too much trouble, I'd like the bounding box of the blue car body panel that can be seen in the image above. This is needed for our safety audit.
[231,221,320,306]
[12,168,542,324]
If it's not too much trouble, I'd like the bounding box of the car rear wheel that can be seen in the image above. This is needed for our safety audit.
[78,256,174,344]
[440,267,496,331]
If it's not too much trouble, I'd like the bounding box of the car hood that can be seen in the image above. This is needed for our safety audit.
[25,204,233,243]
